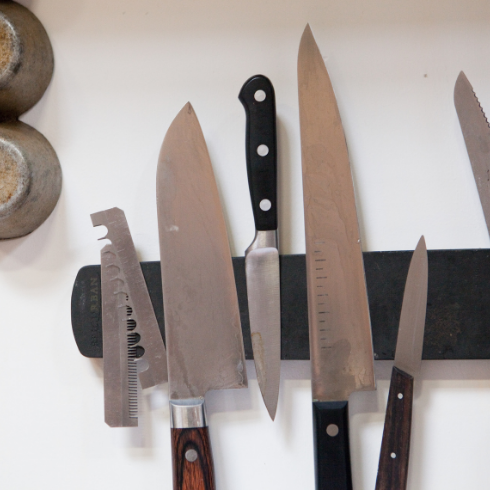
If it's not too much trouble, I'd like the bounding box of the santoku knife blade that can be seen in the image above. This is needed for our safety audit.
[157,102,247,490]
[298,24,375,490]
[239,74,281,421]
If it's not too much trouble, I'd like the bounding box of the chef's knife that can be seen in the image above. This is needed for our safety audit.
[375,236,428,490]
[157,103,247,490]
[239,74,281,420]
[298,24,375,490]
[454,71,490,234]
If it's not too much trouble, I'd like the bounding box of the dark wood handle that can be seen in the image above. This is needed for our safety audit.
[171,427,215,490]
[313,400,352,490]
[375,366,414,490]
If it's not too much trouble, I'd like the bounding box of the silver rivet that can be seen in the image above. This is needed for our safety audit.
[185,449,198,462]
[326,424,339,437]
[254,90,266,102]
[398,393,403,399]
[257,144,269,156]
[260,199,272,211]
[391,452,397,459]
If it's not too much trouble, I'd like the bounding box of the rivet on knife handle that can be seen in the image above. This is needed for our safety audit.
[239,75,281,420]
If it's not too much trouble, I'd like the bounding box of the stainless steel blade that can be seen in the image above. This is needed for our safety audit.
[92,207,167,389]
[298,24,375,402]
[394,236,428,378]
[157,102,247,402]
[101,244,138,427]
[245,231,280,420]
[454,71,490,234]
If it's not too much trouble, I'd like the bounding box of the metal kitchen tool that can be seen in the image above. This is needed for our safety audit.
[375,236,428,490]
[454,71,490,235]
[92,207,167,426]
[157,103,247,490]
[298,24,375,490]
[239,74,281,420]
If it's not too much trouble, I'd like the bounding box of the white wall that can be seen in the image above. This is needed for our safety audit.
[2,0,490,488]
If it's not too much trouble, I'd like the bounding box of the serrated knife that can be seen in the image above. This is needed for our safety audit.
[157,102,247,490]
[375,236,428,490]
[454,71,490,234]
[239,74,280,420]
[298,24,375,490]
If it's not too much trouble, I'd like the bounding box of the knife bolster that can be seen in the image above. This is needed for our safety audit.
[170,399,207,429]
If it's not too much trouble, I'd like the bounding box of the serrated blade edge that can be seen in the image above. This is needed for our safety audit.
[455,71,490,236]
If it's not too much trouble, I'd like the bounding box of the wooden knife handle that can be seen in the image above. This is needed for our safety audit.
[171,427,215,490]
[375,366,414,490]
[313,400,352,490]
[238,74,277,231]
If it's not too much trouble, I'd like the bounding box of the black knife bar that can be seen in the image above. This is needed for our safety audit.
[71,250,490,360]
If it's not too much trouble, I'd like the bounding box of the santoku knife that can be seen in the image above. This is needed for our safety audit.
[375,236,428,490]
[298,24,375,490]
[454,71,490,235]
[157,103,247,490]
[239,74,281,420]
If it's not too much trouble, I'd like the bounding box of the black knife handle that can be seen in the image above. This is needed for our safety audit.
[171,427,215,490]
[313,401,352,490]
[375,366,414,490]
[239,74,277,231]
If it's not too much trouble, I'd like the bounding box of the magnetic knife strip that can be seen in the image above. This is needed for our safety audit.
[72,250,490,360]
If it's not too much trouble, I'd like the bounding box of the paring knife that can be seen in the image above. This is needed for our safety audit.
[239,74,281,420]
[157,103,247,490]
[375,236,428,490]
[92,207,168,427]
[298,24,375,490]
[454,71,490,234]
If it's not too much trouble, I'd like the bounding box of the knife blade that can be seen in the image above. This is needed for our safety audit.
[375,236,428,490]
[454,71,490,234]
[157,102,247,490]
[92,207,168,427]
[239,74,281,420]
[298,24,375,490]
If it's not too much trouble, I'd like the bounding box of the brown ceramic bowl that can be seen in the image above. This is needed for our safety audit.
[0,1,54,119]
